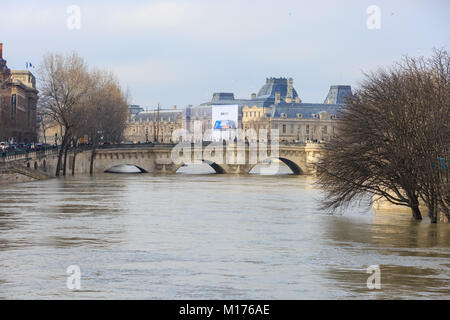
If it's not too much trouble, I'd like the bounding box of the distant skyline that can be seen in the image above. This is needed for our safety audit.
[1,0,449,109]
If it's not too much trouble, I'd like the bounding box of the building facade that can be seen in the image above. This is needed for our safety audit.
[189,77,352,142]
[125,106,183,143]
[0,43,38,143]
[124,77,353,143]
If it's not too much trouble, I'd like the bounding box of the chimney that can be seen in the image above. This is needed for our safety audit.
[287,77,293,99]
[275,92,281,104]
[172,105,177,110]
[251,93,256,99]
[0,43,3,59]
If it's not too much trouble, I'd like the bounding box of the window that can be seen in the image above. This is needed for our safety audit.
[282,124,286,133]
[290,124,294,133]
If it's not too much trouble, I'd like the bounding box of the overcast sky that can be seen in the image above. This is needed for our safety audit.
[1,0,449,109]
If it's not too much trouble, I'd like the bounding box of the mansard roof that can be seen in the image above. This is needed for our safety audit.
[323,85,353,104]
[270,102,342,119]
[257,77,299,100]
[133,109,182,122]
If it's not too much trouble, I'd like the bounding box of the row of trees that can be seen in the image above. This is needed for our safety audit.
[317,49,449,223]
[38,52,129,176]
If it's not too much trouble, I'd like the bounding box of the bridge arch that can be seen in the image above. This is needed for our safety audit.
[175,160,226,174]
[104,164,148,173]
[203,160,226,174]
[250,157,304,175]
[278,157,303,175]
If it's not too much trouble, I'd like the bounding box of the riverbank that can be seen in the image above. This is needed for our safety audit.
[0,169,40,185]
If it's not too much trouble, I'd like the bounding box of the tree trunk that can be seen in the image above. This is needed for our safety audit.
[71,139,78,176]
[429,210,438,223]
[426,199,438,224]
[55,131,69,177]
[90,143,97,176]
[411,205,423,220]
[63,142,69,176]
[407,192,422,220]
[72,151,77,176]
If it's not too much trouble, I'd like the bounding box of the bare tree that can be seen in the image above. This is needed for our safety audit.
[317,49,449,223]
[402,50,450,222]
[38,52,91,176]
[82,70,129,175]
[69,102,88,176]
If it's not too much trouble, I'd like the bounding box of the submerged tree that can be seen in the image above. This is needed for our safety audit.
[83,70,129,175]
[317,49,449,223]
[38,52,91,176]
[38,52,129,176]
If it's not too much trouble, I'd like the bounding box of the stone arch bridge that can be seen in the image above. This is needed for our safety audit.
[90,143,323,175]
[0,143,323,180]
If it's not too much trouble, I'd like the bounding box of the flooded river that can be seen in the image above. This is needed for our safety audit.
[0,168,449,299]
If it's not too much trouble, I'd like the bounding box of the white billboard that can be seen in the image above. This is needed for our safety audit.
[211,105,239,141]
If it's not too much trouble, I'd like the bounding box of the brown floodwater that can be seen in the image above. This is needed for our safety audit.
[0,168,448,299]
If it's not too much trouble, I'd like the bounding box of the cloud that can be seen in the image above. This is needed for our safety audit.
[108,58,190,87]
[0,7,59,32]
[0,2,191,35]
[98,2,191,31]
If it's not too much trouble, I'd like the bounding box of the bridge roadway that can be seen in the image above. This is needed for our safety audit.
[0,142,323,179]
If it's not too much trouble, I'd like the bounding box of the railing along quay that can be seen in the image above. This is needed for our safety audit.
[0,147,59,164]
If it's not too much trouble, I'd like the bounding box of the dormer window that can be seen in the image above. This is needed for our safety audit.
[281,113,287,118]
[297,113,302,119]
[312,114,318,119]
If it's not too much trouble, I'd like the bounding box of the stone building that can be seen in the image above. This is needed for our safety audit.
[38,120,64,146]
[0,43,38,143]
[189,77,352,142]
[242,84,351,142]
[125,106,183,143]
[125,77,352,143]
